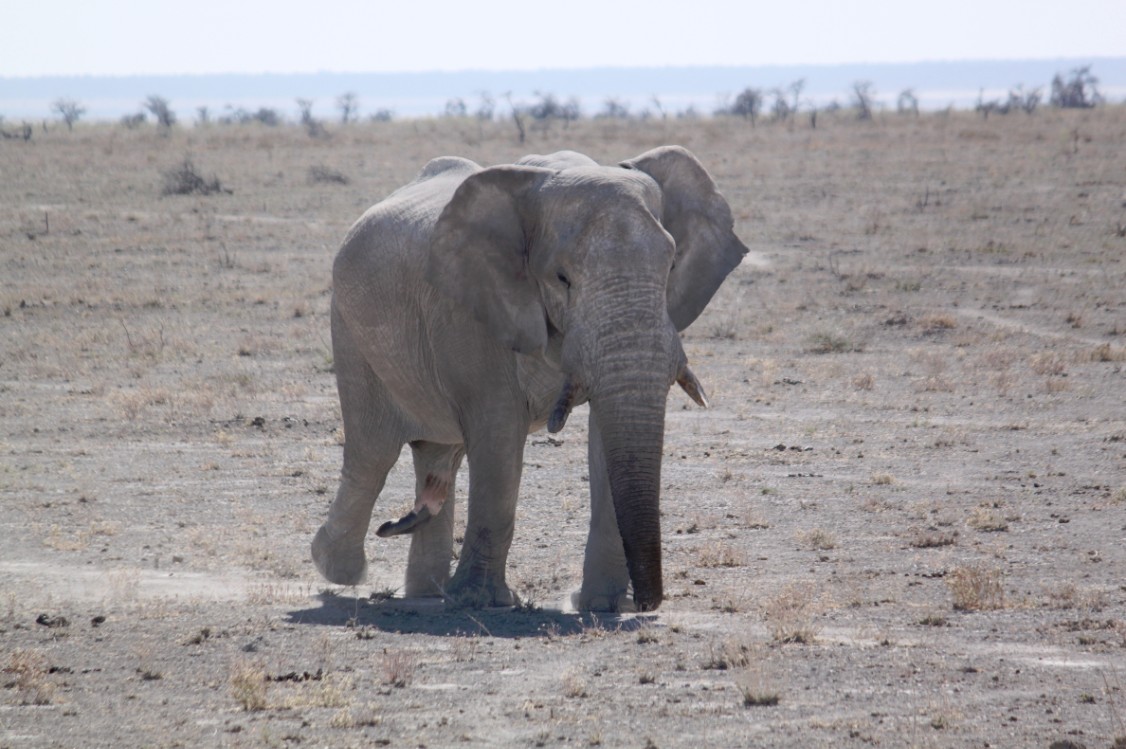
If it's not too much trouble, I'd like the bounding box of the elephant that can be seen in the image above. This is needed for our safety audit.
[311,146,748,612]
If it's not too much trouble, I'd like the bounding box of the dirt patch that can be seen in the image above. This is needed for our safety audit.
[2,111,1125,747]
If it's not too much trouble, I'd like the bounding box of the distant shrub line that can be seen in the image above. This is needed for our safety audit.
[1,65,1112,140]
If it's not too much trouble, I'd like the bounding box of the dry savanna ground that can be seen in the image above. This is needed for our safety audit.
[2,108,1125,748]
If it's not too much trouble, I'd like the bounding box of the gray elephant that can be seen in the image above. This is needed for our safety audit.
[311,146,747,612]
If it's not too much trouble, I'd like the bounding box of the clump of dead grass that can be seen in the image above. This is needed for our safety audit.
[697,541,745,568]
[807,331,863,354]
[562,669,588,698]
[381,650,416,688]
[919,314,957,333]
[1030,352,1067,376]
[4,649,56,705]
[948,565,1005,611]
[700,638,751,671]
[229,658,268,711]
[799,528,837,550]
[908,527,958,548]
[762,582,821,643]
[1091,343,1126,362]
[967,505,1010,533]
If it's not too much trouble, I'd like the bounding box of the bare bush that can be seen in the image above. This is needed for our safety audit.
[896,89,919,116]
[597,97,631,120]
[475,91,496,121]
[1050,65,1102,109]
[1008,85,1042,114]
[336,92,359,124]
[443,97,467,118]
[852,81,875,120]
[0,122,33,141]
[219,106,281,126]
[51,98,86,131]
[723,87,763,126]
[296,98,327,137]
[161,158,230,197]
[120,112,146,129]
[144,95,176,128]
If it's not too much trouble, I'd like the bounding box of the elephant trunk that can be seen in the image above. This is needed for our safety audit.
[589,364,670,612]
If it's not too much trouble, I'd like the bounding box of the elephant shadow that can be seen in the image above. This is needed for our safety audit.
[285,592,655,638]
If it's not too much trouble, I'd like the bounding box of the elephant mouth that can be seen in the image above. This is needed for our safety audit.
[548,376,588,434]
[548,363,707,435]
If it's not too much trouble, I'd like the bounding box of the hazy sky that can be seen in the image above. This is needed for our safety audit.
[3,0,1123,77]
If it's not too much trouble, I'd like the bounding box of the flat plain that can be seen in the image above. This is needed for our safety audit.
[2,108,1125,747]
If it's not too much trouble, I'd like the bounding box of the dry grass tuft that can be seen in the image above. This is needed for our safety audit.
[1091,343,1126,362]
[1030,352,1067,376]
[763,582,821,643]
[740,683,781,707]
[807,331,863,355]
[381,650,417,688]
[799,528,837,551]
[948,565,1005,612]
[852,372,875,390]
[967,506,1009,533]
[329,703,381,728]
[700,638,752,671]
[562,669,588,698]
[908,527,958,548]
[1045,583,1108,612]
[697,542,745,568]
[919,314,958,333]
[4,649,56,705]
[230,658,269,711]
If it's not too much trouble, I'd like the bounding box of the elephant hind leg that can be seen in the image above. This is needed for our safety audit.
[403,442,465,597]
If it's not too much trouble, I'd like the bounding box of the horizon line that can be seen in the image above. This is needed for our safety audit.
[3,55,1122,82]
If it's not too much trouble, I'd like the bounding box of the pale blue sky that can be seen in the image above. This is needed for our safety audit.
[2,0,1123,77]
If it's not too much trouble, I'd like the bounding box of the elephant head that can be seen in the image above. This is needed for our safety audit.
[426,146,747,610]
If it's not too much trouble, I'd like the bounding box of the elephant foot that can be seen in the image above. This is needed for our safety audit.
[311,525,367,586]
[571,586,636,614]
[444,573,518,609]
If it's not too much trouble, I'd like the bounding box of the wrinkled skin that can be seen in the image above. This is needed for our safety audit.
[311,147,747,611]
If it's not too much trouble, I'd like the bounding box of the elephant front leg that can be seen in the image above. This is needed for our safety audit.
[312,464,392,586]
[445,424,526,607]
[572,413,634,612]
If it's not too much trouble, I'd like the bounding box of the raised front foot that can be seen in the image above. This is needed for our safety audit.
[311,524,367,586]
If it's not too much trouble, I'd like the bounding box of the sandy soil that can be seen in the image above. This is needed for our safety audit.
[2,109,1125,748]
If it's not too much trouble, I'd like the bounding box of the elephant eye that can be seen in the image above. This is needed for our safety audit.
[556,272,571,288]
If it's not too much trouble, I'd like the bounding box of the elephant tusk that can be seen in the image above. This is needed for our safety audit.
[677,365,709,409]
[548,376,583,434]
[376,505,433,537]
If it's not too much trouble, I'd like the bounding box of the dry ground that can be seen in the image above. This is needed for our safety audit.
[2,109,1125,748]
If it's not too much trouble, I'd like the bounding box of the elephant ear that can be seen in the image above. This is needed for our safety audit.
[427,165,554,355]
[621,146,748,331]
